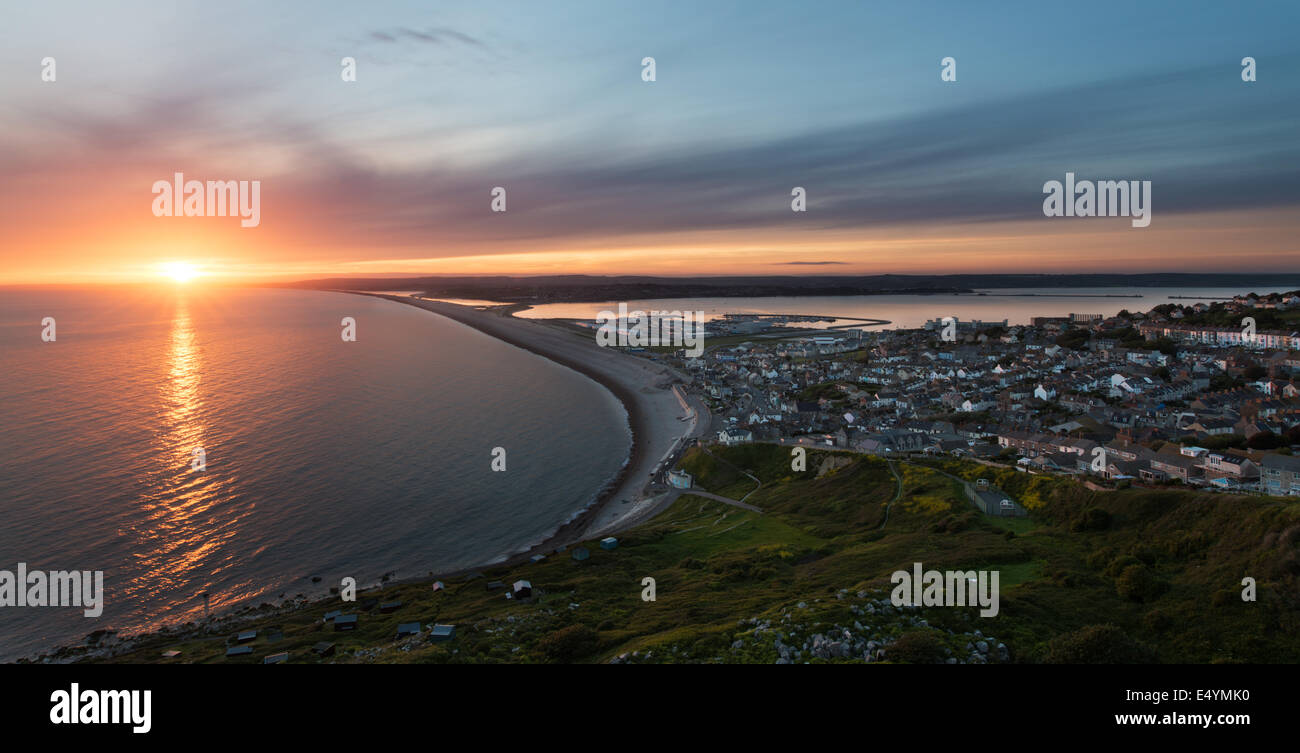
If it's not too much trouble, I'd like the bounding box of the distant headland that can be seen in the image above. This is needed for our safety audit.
[279,273,1300,305]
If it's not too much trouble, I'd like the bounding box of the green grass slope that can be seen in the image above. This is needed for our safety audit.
[82,445,1300,664]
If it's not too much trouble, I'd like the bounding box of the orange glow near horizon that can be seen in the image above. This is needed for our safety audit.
[3,207,1297,285]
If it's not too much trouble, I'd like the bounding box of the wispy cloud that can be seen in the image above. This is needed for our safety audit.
[368,27,486,49]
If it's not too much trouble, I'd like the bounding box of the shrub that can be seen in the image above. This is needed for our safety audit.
[1071,507,1112,532]
[1116,564,1167,602]
[889,630,948,664]
[1104,554,1142,578]
[1086,547,1114,570]
[1247,431,1282,450]
[538,624,598,662]
[1142,609,1172,632]
[1044,624,1156,664]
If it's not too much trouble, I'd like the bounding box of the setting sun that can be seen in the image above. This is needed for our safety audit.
[160,261,201,283]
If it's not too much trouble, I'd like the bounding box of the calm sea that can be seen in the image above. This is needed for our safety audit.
[0,286,630,660]
[514,286,1297,329]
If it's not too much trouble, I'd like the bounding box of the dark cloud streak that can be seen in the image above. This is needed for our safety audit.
[369,27,486,48]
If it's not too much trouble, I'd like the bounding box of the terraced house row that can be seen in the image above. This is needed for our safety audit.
[1139,322,1300,350]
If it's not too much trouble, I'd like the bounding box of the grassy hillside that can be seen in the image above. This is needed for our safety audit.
[79,445,1300,664]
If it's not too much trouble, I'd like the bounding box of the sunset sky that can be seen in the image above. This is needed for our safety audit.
[1,0,1297,284]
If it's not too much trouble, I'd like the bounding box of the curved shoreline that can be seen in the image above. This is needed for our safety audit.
[28,292,701,663]
[350,293,701,570]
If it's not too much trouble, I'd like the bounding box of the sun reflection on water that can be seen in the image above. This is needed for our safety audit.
[123,293,249,623]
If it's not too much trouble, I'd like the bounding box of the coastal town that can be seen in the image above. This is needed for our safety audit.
[639,291,1300,497]
[55,287,1300,671]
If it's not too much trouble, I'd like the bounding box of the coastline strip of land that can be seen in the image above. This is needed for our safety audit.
[355,293,710,563]
[29,292,709,662]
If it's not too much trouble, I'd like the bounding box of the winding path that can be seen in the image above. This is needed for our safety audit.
[699,444,762,501]
[682,489,763,513]
[880,460,903,529]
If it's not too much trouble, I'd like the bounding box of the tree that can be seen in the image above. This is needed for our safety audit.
[1247,431,1282,450]
[1056,329,1091,351]
[1147,337,1178,356]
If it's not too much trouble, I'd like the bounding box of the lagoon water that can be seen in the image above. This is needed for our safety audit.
[515,287,1296,329]
[0,287,630,660]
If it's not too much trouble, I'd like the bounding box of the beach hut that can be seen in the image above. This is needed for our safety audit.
[323,610,342,622]
[600,537,619,551]
[236,630,257,643]
[571,547,590,561]
[487,580,505,591]
[431,581,445,592]
[262,652,288,664]
[379,600,403,614]
[396,622,421,638]
[529,554,546,563]
[334,614,358,632]
[225,645,253,657]
[312,642,336,657]
[512,580,533,599]
[161,650,181,659]
[429,624,456,643]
